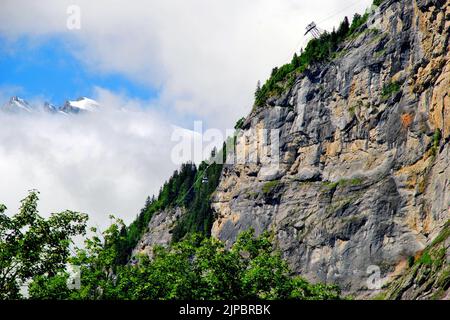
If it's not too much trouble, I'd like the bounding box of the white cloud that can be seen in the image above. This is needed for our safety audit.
[0,0,373,129]
[0,91,182,227]
[0,0,374,226]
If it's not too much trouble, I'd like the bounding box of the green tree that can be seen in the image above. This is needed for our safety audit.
[337,16,350,37]
[172,157,223,242]
[373,0,384,6]
[348,13,369,35]
[110,230,340,300]
[28,273,72,300]
[68,216,126,299]
[31,228,341,300]
[0,191,88,299]
[254,81,261,99]
[234,117,246,130]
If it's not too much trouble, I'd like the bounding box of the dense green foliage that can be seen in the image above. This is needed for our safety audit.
[348,13,369,36]
[114,148,225,265]
[28,222,341,300]
[113,163,197,264]
[234,117,246,130]
[103,6,380,268]
[14,153,340,302]
[262,180,281,195]
[255,13,369,108]
[29,217,126,300]
[172,158,224,242]
[372,0,385,7]
[381,81,401,98]
[0,191,87,299]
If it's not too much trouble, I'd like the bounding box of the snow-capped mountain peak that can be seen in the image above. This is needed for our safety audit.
[43,102,58,113]
[60,97,100,114]
[68,97,99,111]
[2,96,33,113]
[1,96,101,115]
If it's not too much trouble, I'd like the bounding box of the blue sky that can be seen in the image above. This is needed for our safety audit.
[0,36,159,106]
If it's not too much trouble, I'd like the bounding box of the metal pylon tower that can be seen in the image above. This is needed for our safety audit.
[305,22,321,39]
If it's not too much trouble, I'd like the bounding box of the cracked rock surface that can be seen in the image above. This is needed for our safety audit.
[211,0,450,297]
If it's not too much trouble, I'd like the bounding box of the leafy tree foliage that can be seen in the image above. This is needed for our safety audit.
[29,216,127,300]
[348,13,369,35]
[29,226,341,300]
[28,273,72,300]
[0,191,87,299]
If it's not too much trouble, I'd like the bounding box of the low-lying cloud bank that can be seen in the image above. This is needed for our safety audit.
[0,90,193,227]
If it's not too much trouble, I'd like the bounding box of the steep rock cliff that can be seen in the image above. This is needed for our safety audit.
[211,0,449,296]
[132,207,186,259]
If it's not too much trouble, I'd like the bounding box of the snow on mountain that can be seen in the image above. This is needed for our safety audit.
[43,102,58,114]
[60,97,100,114]
[1,96,33,113]
[0,96,101,115]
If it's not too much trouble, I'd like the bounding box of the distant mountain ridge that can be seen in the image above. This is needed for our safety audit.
[1,96,33,113]
[1,96,100,114]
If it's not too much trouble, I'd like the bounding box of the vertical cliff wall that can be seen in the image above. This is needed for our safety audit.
[211,0,449,296]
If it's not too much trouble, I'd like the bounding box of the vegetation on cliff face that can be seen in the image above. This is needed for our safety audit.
[254,10,372,108]
[4,0,448,301]
[113,162,197,265]
[372,0,385,6]
[380,220,450,300]
[0,193,340,300]
[381,81,401,99]
[254,0,387,108]
[27,222,341,300]
[116,0,388,269]
[113,147,225,265]
[171,158,224,242]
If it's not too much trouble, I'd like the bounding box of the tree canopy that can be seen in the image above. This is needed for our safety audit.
[0,191,87,299]
[28,223,341,300]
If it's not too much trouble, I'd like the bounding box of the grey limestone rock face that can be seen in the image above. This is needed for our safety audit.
[211,0,450,296]
[132,207,185,259]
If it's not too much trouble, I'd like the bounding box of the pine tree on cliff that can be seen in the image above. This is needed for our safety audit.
[337,16,349,38]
